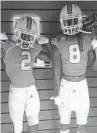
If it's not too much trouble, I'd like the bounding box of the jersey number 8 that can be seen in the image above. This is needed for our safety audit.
[69,44,80,63]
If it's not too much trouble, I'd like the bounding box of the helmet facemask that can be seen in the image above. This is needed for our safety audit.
[15,29,38,49]
[60,14,83,35]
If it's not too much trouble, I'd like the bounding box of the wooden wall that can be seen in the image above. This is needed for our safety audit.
[1,1,97,133]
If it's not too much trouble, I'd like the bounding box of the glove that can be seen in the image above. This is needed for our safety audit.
[50,96,62,106]
[0,32,8,40]
[91,39,97,49]
[38,36,49,44]
[83,13,97,30]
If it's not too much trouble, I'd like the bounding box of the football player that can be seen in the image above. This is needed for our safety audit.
[1,16,50,133]
[50,4,97,133]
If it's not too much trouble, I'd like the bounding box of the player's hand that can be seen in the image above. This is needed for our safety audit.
[0,32,8,40]
[51,37,58,46]
[50,96,62,106]
[91,39,97,49]
[83,13,97,30]
[38,36,49,44]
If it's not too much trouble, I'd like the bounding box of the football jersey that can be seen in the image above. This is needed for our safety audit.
[2,40,42,87]
[52,33,92,76]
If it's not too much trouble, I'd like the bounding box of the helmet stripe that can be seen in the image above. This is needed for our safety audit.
[27,16,32,30]
[67,4,72,14]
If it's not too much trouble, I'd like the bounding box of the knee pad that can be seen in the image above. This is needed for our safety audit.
[27,115,39,126]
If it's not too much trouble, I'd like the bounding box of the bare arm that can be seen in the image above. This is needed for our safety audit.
[37,37,51,62]
[37,42,51,62]
[90,38,97,70]
[88,48,97,70]
[0,33,9,58]
[92,48,97,70]
[0,41,7,58]
[37,50,51,62]
[52,45,62,96]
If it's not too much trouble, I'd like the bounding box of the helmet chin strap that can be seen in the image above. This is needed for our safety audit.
[78,29,92,34]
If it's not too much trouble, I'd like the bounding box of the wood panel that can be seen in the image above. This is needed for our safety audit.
[1,77,97,90]
[1,101,57,113]
[1,88,97,103]
[1,90,53,103]
[1,10,97,22]
[1,22,61,34]
[1,108,97,124]
[1,98,97,114]
[1,117,97,132]
[1,22,97,34]
[1,1,97,10]
[1,127,97,133]
[1,126,97,133]
[1,80,53,92]
[1,67,97,81]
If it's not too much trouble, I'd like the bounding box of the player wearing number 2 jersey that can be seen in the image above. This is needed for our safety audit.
[1,16,50,133]
[1,39,47,87]
[50,4,97,133]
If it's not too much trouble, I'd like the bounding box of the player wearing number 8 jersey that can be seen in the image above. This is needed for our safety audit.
[1,16,50,133]
[50,4,97,133]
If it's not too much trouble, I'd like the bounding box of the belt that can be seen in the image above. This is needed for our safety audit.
[62,74,86,82]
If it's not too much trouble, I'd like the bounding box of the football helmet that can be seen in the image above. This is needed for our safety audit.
[60,4,86,35]
[15,16,38,49]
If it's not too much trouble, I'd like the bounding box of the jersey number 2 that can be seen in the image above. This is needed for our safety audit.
[69,44,80,63]
[21,51,31,71]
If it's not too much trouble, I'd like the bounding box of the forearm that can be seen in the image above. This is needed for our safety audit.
[0,41,6,58]
[90,39,97,70]
[38,51,51,62]
[52,45,61,96]
[53,68,61,95]
[92,48,97,70]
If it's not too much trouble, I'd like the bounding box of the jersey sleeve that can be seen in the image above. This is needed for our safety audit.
[1,40,16,58]
[1,40,10,51]
[0,40,9,58]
